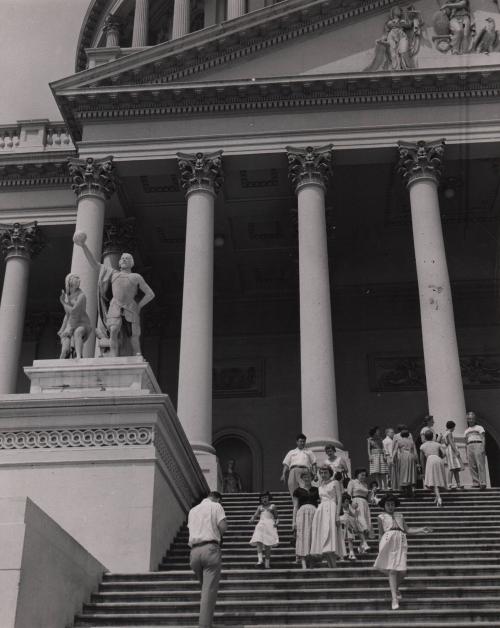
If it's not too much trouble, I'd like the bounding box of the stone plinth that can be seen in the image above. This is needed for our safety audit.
[24,356,161,395]
[0,360,207,572]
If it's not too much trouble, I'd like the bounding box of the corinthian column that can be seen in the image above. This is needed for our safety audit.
[397,139,466,433]
[103,14,121,47]
[227,0,246,20]
[0,222,44,393]
[102,219,136,269]
[286,145,344,457]
[172,0,190,39]
[177,150,223,488]
[68,156,116,357]
[132,0,149,47]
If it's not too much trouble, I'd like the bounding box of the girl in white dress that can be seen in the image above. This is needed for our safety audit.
[310,465,345,567]
[347,468,372,552]
[249,492,279,568]
[374,494,432,610]
[420,430,447,507]
[441,420,463,489]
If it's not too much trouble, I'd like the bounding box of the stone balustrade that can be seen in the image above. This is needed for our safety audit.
[0,120,73,153]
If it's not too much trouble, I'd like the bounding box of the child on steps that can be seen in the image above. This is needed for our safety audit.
[339,492,360,561]
[249,491,279,568]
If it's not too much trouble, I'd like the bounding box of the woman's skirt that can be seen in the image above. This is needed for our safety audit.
[373,530,408,573]
[445,445,462,471]
[310,500,345,558]
[369,449,388,475]
[352,496,372,535]
[424,454,446,488]
[295,504,316,558]
[398,450,417,486]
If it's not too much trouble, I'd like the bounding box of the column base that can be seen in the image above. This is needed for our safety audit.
[192,446,221,491]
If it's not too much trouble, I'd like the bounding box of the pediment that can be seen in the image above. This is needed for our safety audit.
[52,0,500,95]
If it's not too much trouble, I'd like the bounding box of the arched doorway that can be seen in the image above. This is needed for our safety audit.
[215,435,254,493]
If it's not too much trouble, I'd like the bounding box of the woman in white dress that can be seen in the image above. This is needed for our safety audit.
[249,492,279,568]
[347,468,372,551]
[374,494,432,610]
[441,420,463,489]
[420,430,447,507]
[310,465,345,567]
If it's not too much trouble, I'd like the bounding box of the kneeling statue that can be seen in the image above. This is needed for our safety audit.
[58,273,91,359]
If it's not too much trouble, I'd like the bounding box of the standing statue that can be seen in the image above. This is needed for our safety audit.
[433,0,473,54]
[223,459,243,494]
[366,5,423,71]
[72,231,155,357]
[58,274,92,359]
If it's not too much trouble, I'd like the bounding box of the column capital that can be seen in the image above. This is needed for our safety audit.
[0,221,44,261]
[397,139,445,187]
[177,150,223,197]
[68,156,117,200]
[286,144,333,193]
[102,218,136,258]
[103,13,121,36]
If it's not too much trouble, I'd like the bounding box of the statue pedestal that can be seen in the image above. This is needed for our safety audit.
[0,358,207,573]
[24,356,161,395]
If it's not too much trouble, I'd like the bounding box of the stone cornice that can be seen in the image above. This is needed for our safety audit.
[56,67,500,142]
[0,158,73,190]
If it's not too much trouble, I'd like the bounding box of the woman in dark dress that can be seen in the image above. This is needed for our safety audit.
[292,471,319,569]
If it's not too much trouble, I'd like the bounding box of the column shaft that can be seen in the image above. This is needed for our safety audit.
[132,0,149,47]
[0,256,30,393]
[409,177,466,431]
[227,0,246,20]
[297,184,339,447]
[177,189,215,450]
[172,0,190,39]
[70,194,106,357]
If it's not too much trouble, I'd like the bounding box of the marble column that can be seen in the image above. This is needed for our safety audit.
[68,156,116,357]
[102,219,136,270]
[227,0,246,20]
[287,145,344,457]
[172,0,190,39]
[0,222,44,393]
[103,14,121,47]
[177,150,223,488]
[132,0,149,47]
[398,139,466,433]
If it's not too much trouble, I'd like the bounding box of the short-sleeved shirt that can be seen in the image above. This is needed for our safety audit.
[382,436,394,459]
[464,425,485,444]
[282,447,316,468]
[188,498,226,547]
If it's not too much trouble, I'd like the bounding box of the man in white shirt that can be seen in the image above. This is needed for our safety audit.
[188,491,227,628]
[464,412,487,490]
[280,433,317,496]
[383,427,395,487]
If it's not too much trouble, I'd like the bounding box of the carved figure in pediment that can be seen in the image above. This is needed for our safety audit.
[433,0,474,54]
[366,5,423,71]
[58,274,92,359]
[474,17,499,53]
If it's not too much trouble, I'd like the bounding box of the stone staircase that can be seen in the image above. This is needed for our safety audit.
[75,489,500,627]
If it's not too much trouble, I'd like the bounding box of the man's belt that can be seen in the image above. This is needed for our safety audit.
[467,441,483,445]
[191,540,219,549]
[290,465,309,470]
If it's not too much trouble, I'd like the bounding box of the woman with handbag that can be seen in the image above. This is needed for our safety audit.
[420,430,447,507]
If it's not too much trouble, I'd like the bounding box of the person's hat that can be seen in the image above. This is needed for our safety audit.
[379,493,401,510]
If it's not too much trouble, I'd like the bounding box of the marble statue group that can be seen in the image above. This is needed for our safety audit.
[58,231,155,358]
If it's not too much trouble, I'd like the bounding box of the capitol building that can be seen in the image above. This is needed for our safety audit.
[1,0,500,625]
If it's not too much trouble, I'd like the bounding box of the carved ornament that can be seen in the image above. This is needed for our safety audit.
[397,139,445,186]
[68,156,116,199]
[102,218,136,258]
[286,144,333,193]
[0,221,44,261]
[177,150,223,196]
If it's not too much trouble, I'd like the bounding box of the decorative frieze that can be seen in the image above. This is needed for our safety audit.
[0,221,44,261]
[177,150,223,196]
[0,426,154,450]
[213,358,265,398]
[286,145,333,193]
[102,218,136,258]
[397,139,445,186]
[153,428,191,498]
[68,156,116,199]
